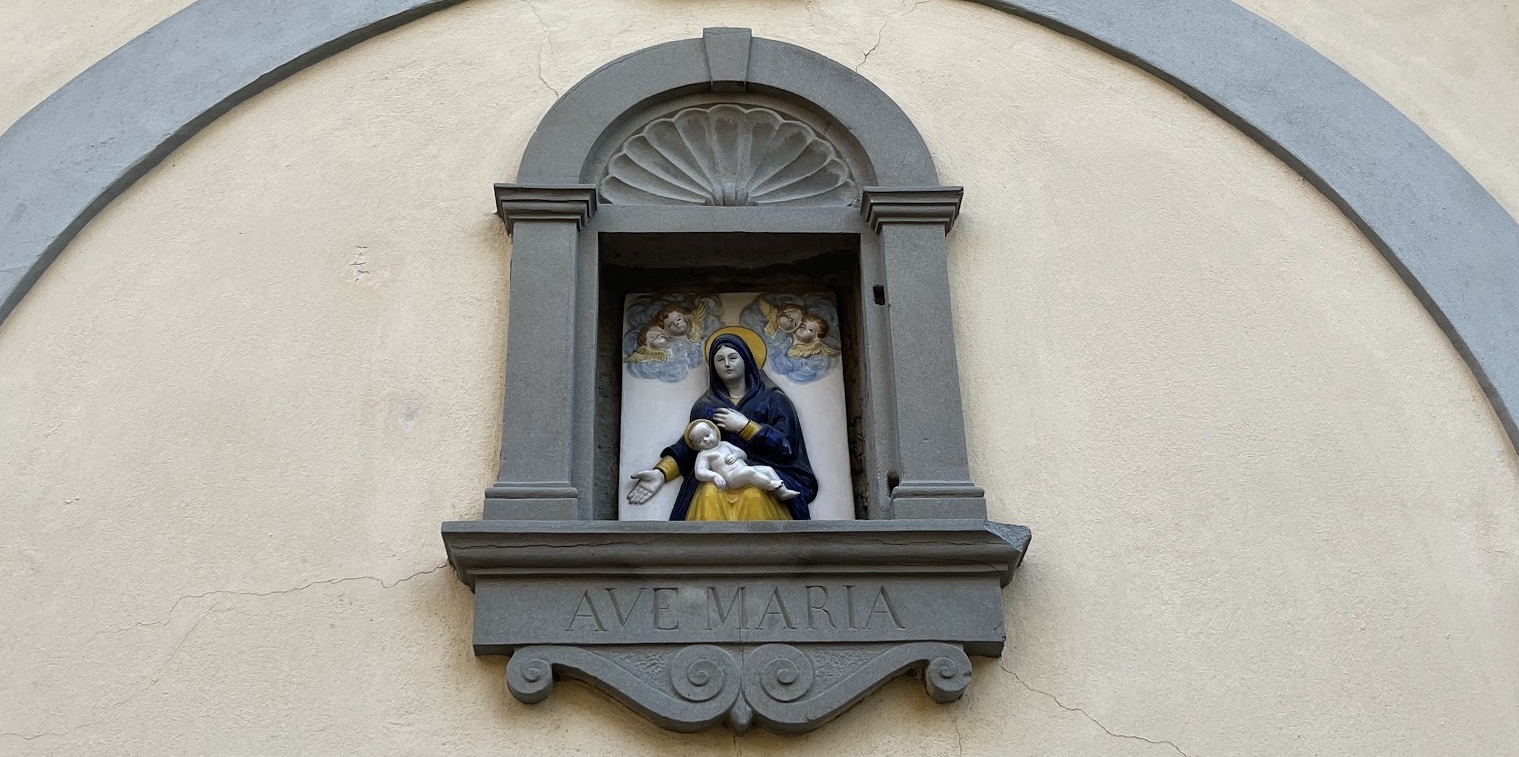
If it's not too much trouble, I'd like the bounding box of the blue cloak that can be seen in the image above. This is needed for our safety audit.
[662,334,817,520]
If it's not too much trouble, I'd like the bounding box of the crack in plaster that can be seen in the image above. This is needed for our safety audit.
[350,245,371,281]
[519,0,562,98]
[3,606,217,744]
[856,0,931,72]
[2,563,448,744]
[1000,661,1193,757]
[80,563,449,647]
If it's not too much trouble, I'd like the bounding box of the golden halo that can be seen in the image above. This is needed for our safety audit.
[705,326,767,369]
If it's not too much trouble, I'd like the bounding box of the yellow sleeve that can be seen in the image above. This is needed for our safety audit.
[654,456,681,481]
[739,421,762,441]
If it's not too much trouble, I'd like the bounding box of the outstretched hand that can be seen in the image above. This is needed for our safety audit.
[627,469,666,504]
[713,408,749,433]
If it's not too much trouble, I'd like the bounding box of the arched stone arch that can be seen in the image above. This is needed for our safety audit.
[514,30,937,186]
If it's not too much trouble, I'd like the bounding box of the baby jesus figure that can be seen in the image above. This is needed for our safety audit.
[686,419,800,500]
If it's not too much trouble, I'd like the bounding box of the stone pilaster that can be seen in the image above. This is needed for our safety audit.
[862,187,987,519]
[485,184,597,519]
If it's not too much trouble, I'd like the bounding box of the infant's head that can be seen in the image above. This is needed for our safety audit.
[794,314,828,344]
[685,418,720,450]
[655,306,691,337]
[777,306,806,334]
[641,324,670,350]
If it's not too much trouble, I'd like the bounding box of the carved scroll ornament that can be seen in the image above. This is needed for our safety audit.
[508,642,971,735]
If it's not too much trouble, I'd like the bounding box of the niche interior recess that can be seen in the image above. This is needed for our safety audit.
[596,232,866,520]
[441,28,1031,736]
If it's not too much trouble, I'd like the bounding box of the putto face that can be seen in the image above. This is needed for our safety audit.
[713,345,745,383]
[689,421,719,450]
[793,319,821,344]
[662,311,690,337]
[777,308,805,333]
[645,326,670,350]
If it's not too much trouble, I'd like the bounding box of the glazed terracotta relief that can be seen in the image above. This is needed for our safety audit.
[619,292,852,521]
[621,295,724,383]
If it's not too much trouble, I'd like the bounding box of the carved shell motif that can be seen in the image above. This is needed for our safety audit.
[601,105,859,207]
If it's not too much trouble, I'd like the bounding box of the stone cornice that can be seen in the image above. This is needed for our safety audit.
[861,186,963,232]
[443,518,1030,590]
[493,183,598,233]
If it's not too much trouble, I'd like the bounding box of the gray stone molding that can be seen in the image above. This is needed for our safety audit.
[485,183,598,521]
[444,519,1029,595]
[442,519,1029,733]
[505,642,972,735]
[861,186,964,232]
[599,105,860,207]
[0,0,469,329]
[703,26,753,93]
[514,29,936,186]
[494,184,597,232]
[856,184,986,518]
[5,0,1516,457]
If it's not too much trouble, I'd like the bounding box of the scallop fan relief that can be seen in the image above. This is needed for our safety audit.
[601,105,859,207]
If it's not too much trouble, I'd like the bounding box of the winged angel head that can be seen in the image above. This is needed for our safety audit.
[623,296,721,382]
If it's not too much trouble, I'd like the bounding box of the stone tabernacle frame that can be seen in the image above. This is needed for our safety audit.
[439,29,1032,734]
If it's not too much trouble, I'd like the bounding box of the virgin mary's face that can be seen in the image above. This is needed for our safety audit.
[713,345,745,383]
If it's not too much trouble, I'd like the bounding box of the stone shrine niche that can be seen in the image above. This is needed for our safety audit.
[441,29,1031,735]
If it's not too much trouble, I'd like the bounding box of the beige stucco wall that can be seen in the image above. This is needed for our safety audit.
[1,0,1516,754]
[1233,0,1519,220]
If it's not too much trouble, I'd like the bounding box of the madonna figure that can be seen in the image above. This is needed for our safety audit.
[627,327,817,520]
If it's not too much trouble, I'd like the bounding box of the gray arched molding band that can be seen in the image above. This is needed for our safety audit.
[0,0,468,327]
[2,0,1516,450]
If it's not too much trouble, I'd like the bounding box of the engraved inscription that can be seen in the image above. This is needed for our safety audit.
[566,584,906,634]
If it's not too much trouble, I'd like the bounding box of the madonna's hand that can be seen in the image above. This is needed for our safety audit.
[713,408,749,433]
[627,469,666,504]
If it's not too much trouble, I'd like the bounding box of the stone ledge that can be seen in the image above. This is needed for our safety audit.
[442,518,1030,734]
[443,518,1030,588]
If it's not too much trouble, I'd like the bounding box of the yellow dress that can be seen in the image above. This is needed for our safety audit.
[685,482,792,521]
